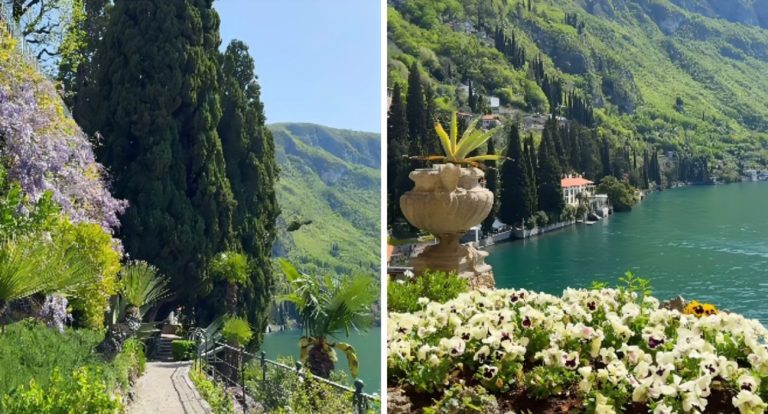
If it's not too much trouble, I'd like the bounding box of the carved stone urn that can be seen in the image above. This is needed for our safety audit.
[400,163,495,288]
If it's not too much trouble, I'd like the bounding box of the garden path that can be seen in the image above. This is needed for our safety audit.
[129,361,211,414]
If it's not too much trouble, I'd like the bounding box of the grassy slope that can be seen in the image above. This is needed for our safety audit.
[270,123,380,277]
[388,0,768,175]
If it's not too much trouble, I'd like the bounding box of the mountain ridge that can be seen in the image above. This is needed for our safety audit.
[270,122,380,277]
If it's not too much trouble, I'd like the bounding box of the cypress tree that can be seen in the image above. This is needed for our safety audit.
[216,39,279,341]
[88,0,235,307]
[601,136,612,178]
[537,120,565,215]
[423,83,439,155]
[642,150,650,189]
[387,83,410,226]
[524,133,538,211]
[481,139,499,235]
[407,62,427,156]
[499,125,530,226]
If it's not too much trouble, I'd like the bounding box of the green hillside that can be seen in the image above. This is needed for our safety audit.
[271,123,380,277]
[388,0,768,180]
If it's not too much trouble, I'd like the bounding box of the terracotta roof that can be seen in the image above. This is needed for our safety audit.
[561,177,594,188]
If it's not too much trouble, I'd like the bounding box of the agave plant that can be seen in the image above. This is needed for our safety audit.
[415,112,503,166]
[279,259,377,378]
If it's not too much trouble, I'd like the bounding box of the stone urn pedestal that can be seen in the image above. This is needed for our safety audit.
[400,163,495,289]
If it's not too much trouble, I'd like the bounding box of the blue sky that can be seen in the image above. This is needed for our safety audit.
[215,1,381,133]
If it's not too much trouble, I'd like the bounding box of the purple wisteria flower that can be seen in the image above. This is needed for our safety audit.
[39,294,72,333]
[0,56,128,234]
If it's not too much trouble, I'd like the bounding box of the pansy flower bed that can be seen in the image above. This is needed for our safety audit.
[388,282,768,413]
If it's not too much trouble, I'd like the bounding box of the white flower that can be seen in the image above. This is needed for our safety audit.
[653,403,674,414]
[594,393,616,414]
[417,297,430,306]
[737,374,760,393]
[733,390,768,414]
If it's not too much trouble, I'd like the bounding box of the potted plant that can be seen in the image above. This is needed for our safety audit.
[400,113,502,288]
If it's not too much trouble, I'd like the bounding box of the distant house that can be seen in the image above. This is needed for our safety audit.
[488,96,500,112]
[561,175,595,206]
[480,115,501,129]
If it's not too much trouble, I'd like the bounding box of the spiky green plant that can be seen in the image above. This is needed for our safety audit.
[0,237,96,324]
[209,251,249,315]
[417,112,503,165]
[278,259,377,378]
[119,261,169,311]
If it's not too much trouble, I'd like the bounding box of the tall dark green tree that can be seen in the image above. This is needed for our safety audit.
[524,133,538,211]
[601,136,612,178]
[481,138,499,235]
[85,0,236,309]
[59,0,112,128]
[537,120,565,215]
[387,83,411,226]
[216,40,279,342]
[423,83,439,155]
[499,125,533,226]
[406,62,427,156]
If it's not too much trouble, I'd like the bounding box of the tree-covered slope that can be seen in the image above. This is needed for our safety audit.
[388,0,768,180]
[271,123,380,277]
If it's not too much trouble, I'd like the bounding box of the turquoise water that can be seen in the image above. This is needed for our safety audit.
[487,182,768,325]
[260,327,381,394]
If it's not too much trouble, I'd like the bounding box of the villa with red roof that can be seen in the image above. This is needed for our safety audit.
[561,175,595,206]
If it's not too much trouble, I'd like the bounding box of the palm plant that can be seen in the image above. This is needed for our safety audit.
[209,251,249,315]
[0,236,96,329]
[98,261,168,360]
[279,259,377,378]
[412,112,503,166]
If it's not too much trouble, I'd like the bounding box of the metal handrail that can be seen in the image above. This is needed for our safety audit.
[189,328,377,413]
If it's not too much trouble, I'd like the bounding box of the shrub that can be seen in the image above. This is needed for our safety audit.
[597,176,639,212]
[244,356,379,414]
[189,365,234,414]
[220,316,252,347]
[172,340,196,361]
[0,322,145,411]
[0,320,104,396]
[1,367,122,414]
[388,270,468,313]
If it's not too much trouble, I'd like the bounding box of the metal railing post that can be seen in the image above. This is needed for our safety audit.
[260,351,266,384]
[239,346,246,411]
[354,379,366,414]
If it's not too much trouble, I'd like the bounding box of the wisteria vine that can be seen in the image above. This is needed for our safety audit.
[0,52,127,232]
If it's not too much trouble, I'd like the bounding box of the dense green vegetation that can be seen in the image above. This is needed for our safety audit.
[244,356,379,414]
[0,321,145,413]
[388,0,768,205]
[272,123,380,276]
[388,270,468,313]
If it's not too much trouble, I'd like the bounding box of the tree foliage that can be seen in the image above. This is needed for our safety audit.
[83,0,236,307]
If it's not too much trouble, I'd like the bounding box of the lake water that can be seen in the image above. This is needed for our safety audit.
[487,182,768,325]
[260,327,381,393]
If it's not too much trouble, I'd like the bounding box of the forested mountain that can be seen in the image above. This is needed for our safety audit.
[271,123,380,277]
[388,0,768,184]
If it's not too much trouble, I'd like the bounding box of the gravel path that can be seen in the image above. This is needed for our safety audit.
[129,361,211,414]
